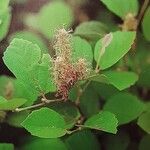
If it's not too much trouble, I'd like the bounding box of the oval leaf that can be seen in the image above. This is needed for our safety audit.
[65,130,100,150]
[82,111,118,134]
[101,0,139,19]
[72,36,93,64]
[88,74,109,84]
[7,111,29,127]
[104,93,145,125]
[74,21,108,41]
[0,143,14,150]
[49,102,81,129]
[103,71,138,90]
[21,138,67,150]
[0,96,27,111]
[3,38,41,80]
[3,39,56,105]
[94,31,136,70]
[9,31,48,53]
[25,1,73,38]
[138,111,150,134]
[21,107,67,138]
[0,0,10,10]
[0,8,11,41]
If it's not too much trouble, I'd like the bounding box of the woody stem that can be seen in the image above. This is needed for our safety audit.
[137,0,149,26]
[14,98,63,112]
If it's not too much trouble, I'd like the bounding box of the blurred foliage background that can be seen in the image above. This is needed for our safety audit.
[0,0,150,150]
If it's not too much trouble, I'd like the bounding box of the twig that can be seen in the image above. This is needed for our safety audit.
[15,103,45,112]
[14,98,62,112]
[66,116,85,134]
[66,127,82,134]
[137,0,149,26]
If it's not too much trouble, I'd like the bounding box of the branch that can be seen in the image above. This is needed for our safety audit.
[66,127,82,134]
[14,98,63,112]
[137,0,149,26]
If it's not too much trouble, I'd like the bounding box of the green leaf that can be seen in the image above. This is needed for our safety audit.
[80,85,100,117]
[49,102,80,129]
[0,75,38,106]
[3,38,41,102]
[7,111,29,127]
[101,0,139,19]
[0,96,27,111]
[25,1,73,38]
[65,130,100,150]
[3,38,41,80]
[0,8,11,41]
[81,111,118,134]
[3,39,56,104]
[28,54,56,93]
[103,71,138,90]
[0,0,10,10]
[14,80,38,106]
[24,14,39,30]
[139,135,150,150]
[69,84,100,117]
[69,86,78,102]
[21,138,67,150]
[72,36,93,64]
[142,7,150,41]
[9,31,48,53]
[0,0,11,41]
[74,21,108,41]
[104,93,145,125]
[129,33,150,70]
[137,67,150,88]
[91,82,119,100]
[21,107,67,138]
[137,111,150,134]
[145,102,150,111]
[89,71,138,90]
[0,143,14,150]
[94,31,136,70]
[88,74,109,84]
[98,9,119,32]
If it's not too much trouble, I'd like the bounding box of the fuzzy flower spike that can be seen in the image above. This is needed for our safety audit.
[52,28,90,100]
